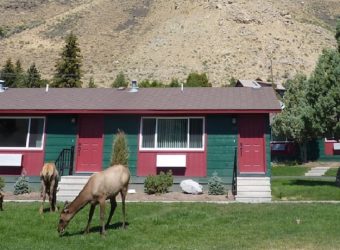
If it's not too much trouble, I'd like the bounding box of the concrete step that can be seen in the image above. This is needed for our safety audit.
[304,167,330,177]
[236,177,272,203]
[237,185,271,192]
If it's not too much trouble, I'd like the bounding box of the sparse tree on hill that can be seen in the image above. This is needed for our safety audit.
[25,63,42,88]
[0,58,16,87]
[169,78,180,87]
[185,72,211,87]
[53,32,83,88]
[336,18,340,53]
[88,76,97,88]
[111,71,128,88]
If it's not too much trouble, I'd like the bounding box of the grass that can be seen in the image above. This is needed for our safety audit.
[272,178,340,201]
[324,167,339,177]
[272,166,310,176]
[2,202,340,249]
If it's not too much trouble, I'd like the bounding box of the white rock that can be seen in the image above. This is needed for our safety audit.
[180,179,203,194]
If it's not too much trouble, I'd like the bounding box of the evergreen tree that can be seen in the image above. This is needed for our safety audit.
[14,60,26,88]
[185,72,211,87]
[111,71,128,88]
[25,63,42,88]
[13,174,30,195]
[53,32,82,88]
[1,58,16,87]
[336,18,340,53]
[88,76,97,88]
[110,130,129,167]
[169,78,180,87]
[208,172,225,195]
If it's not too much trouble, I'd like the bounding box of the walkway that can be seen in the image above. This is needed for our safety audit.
[304,167,330,177]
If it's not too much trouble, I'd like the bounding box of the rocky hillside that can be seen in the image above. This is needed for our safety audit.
[0,0,339,86]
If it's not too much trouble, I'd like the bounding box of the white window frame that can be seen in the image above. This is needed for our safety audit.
[0,116,46,151]
[139,117,205,151]
[325,138,339,143]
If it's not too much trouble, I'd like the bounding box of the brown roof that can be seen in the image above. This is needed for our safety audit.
[0,87,281,113]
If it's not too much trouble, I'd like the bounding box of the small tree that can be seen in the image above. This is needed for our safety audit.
[185,72,211,87]
[1,58,16,87]
[169,78,180,87]
[88,76,97,88]
[13,172,30,195]
[110,130,129,166]
[0,176,5,191]
[111,71,128,88]
[25,63,42,88]
[53,32,83,88]
[208,172,225,195]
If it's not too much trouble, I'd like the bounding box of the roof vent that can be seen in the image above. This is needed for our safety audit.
[251,81,261,89]
[129,80,138,93]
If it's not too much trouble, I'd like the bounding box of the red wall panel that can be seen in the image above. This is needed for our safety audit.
[137,151,206,177]
[0,150,44,175]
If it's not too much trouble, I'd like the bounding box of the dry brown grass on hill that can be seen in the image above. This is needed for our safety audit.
[0,0,339,86]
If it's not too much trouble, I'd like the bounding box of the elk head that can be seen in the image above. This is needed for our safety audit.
[57,201,71,236]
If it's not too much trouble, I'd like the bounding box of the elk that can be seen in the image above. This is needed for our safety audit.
[58,164,130,236]
[0,191,4,211]
[40,163,59,214]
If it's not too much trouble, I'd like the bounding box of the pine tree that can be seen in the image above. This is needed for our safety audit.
[88,76,97,88]
[14,60,26,87]
[336,18,340,53]
[13,174,30,195]
[53,32,82,88]
[208,172,225,195]
[1,58,16,87]
[110,130,129,167]
[25,63,42,88]
[111,72,128,88]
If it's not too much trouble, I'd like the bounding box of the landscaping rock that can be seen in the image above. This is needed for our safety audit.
[180,179,203,194]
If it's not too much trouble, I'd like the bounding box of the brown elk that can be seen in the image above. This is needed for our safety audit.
[58,164,130,236]
[40,163,59,214]
[0,191,4,211]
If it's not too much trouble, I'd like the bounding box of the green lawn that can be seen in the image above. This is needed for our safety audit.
[272,166,310,176]
[272,178,340,200]
[2,202,340,249]
[324,167,339,177]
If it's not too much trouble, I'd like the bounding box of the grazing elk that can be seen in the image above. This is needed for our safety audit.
[40,163,59,214]
[58,164,130,236]
[0,191,4,211]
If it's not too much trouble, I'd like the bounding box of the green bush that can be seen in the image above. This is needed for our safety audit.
[0,176,5,191]
[13,174,30,195]
[208,172,225,195]
[110,129,129,166]
[144,170,173,194]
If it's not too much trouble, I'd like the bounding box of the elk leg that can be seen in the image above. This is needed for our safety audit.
[99,199,106,235]
[39,180,46,214]
[49,178,56,212]
[121,187,127,229]
[84,204,96,234]
[106,197,117,227]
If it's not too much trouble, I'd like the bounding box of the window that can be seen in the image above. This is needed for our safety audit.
[0,117,45,149]
[140,117,204,150]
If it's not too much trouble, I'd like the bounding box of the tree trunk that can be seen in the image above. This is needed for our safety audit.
[299,142,308,163]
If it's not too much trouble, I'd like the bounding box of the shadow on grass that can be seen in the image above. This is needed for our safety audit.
[287,179,336,187]
[61,221,129,237]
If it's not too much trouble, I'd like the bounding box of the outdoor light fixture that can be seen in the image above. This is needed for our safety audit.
[232,117,237,124]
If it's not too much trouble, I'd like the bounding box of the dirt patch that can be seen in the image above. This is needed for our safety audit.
[3,191,233,202]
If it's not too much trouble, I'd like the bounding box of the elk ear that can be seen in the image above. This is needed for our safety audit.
[64,201,69,208]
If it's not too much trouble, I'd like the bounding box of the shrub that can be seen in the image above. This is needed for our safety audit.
[13,174,30,195]
[144,170,173,194]
[208,172,225,195]
[110,129,129,166]
[111,71,128,88]
[0,176,5,191]
[185,72,211,87]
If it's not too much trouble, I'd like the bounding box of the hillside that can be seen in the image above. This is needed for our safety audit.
[0,0,339,87]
